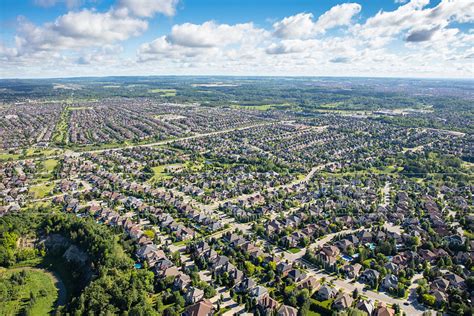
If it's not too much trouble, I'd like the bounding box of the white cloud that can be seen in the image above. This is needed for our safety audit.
[266,39,316,54]
[273,13,316,39]
[138,20,268,62]
[13,10,147,56]
[405,26,439,42]
[2,0,473,78]
[34,0,83,9]
[167,21,266,48]
[3,0,180,62]
[355,0,474,41]
[273,3,361,39]
[134,1,473,78]
[118,0,179,17]
[315,3,362,32]
[53,10,147,42]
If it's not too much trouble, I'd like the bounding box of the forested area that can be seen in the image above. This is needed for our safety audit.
[0,212,156,315]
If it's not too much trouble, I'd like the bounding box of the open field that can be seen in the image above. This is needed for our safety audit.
[52,108,70,145]
[29,182,55,199]
[0,148,62,162]
[149,164,182,182]
[231,102,295,111]
[43,159,58,172]
[0,267,59,316]
[148,89,177,96]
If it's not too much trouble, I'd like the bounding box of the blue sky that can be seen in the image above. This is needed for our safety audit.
[0,0,472,78]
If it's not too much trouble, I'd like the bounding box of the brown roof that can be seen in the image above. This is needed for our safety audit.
[277,304,298,316]
[375,306,395,316]
[184,299,213,316]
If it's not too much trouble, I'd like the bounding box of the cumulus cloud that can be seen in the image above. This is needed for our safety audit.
[14,10,147,55]
[355,0,474,42]
[118,0,179,17]
[330,56,351,63]
[167,21,265,48]
[273,13,316,39]
[273,3,361,39]
[34,0,83,9]
[405,27,439,42]
[3,0,180,60]
[315,3,362,32]
[2,0,474,78]
[138,20,268,62]
[266,39,315,54]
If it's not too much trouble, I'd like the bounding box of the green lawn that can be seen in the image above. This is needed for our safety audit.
[0,267,59,316]
[0,152,20,161]
[43,159,58,172]
[0,148,61,162]
[148,89,177,96]
[29,183,55,199]
[310,298,333,315]
[318,102,344,108]
[288,247,301,254]
[52,108,70,145]
[149,164,182,182]
[321,165,403,178]
[231,102,294,111]
[464,230,474,239]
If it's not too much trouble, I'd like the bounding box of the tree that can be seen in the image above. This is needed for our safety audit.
[393,303,400,315]
[174,292,185,308]
[422,293,436,306]
[155,296,164,312]
[244,261,256,276]
[204,285,216,298]
[352,288,359,299]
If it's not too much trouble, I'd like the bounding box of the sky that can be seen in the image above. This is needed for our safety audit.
[0,0,473,78]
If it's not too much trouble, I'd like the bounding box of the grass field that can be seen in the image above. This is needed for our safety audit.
[309,298,333,315]
[0,152,20,161]
[231,102,294,111]
[288,247,301,254]
[321,165,403,178]
[0,267,59,316]
[43,159,58,172]
[0,148,61,162]
[52,108,70,145]
[148,89,177,96]
[29,183,55,199]
[149,164,181,182]
[318,102,344,108]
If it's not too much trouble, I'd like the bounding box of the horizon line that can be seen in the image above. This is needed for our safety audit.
[1,74,473,81]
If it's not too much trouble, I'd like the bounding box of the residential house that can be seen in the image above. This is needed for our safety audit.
[183,299,214,316]
[317,285,337,300]
[333,293,354,310]
[356,300,374,316]
[186,287,205,304]
[277,304,298,316]
[382,274,398,290]
[343,263,362,279]
[359,269,380,285]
